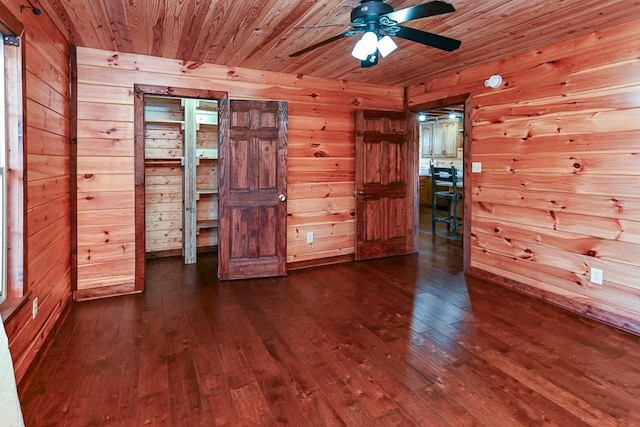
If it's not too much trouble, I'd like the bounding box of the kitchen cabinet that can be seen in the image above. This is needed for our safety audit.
[419,176,431,205]
[420,119,462,158]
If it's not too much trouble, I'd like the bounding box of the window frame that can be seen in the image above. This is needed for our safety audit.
[0,37,6,304]
[0,13,26,320]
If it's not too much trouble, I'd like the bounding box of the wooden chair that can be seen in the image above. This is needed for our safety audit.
[430,164,463,239]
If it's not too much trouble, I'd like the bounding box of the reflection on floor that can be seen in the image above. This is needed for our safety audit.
[419,204,463,242]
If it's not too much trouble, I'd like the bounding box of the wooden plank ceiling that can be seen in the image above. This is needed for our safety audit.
[40,0,640,87]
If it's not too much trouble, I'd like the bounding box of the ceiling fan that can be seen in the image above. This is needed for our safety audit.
[290,0,461,68]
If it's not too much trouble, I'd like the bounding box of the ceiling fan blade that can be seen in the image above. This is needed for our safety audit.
[381,1,455,25]
[299,23,352,29]
[289,31,356,57]
[393,25,461,51]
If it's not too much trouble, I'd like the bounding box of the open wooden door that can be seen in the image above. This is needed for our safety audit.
[355,110,417,260]
[218,100,288,280]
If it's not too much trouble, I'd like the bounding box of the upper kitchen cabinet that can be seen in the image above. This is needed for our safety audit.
[420,118,463,158]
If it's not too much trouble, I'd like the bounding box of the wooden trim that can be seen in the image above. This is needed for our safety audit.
[145,249,182,259]
[409,93,472,274]
[134,84,229,290]
[70,46,78,291]
[354,109,364,260]
[462,95,472,274]
[19,35,26,297]
[0,3,24,36]
[405,87,420,254]
[73,284,141,302]
[217,98,229,278]
[133,85,146,291]
[409,94,469,112]
[134,84,228,100]
[406,107,419,253]
[287,254,354,271]
[1,36,27,299]
[277,101,288,276]
[468,267,640,337]
[0,290,31,323]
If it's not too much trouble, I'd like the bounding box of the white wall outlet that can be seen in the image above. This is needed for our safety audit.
[306,232,314,243]
[32,297,38,319]
[472,162,482,173]
[590,268,603,285]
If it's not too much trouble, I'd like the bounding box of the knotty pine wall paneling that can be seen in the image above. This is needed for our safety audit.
[0,0,71,383]
[408,18,640,334]
[143,96,184,256]
[75,47,403,294]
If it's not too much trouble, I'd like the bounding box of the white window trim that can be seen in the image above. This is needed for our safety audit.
[0,32,24,312]
[0,37,6,305]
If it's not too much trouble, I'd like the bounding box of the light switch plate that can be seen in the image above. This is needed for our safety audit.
[590,268,603,285]
[472,162,482,173]
[306,232,314,243]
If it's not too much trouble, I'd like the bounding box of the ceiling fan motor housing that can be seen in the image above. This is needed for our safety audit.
[352,0,394,25]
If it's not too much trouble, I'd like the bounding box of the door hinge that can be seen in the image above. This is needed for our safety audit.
[3,35,19,46]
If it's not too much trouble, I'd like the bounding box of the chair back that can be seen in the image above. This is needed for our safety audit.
[430,165,459,192]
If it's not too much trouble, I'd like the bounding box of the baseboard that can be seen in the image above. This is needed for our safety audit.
[16,296,73,387]
[146,246,218,260]
[146,249,182,259]
[468,267,640,337]
[288,254,355,271]
[74,284,142,301]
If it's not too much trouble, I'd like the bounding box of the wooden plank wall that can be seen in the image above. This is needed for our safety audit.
[145,159,183,254]
[0,0,71,383]
[144,96,184,255]
[75,47,403,292]
[408,18,640,333]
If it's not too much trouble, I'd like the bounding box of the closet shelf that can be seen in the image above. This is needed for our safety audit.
[145,157,184,164]
[196,189,218,200]
[145,119,185,125]
[196,148,218,159]
[196,219,218,230]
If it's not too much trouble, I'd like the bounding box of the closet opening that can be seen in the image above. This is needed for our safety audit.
[143,95,219,264]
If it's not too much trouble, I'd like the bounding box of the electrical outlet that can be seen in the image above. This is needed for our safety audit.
[472,162,482,173]
[32,297,38,319]
[590,268,603,285]
[306,232,314,243]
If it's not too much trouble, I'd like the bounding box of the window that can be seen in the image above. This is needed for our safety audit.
[0,29,24,310]
[0,34,7,304]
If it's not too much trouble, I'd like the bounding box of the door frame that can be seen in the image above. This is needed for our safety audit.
[409,93,472,273]
[133,85,228,291]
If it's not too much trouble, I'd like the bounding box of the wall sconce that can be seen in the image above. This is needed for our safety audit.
[484,74,502,89]
[20,0,41,15]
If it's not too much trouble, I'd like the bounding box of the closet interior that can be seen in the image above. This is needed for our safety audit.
[143,96,219,264]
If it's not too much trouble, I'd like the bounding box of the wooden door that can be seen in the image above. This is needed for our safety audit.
[355,110,417,260]
[218,100,287,280]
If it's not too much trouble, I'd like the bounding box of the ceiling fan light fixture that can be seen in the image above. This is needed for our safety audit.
[377,35,397,57]
[351,31,378,60]
[351,40,369,60]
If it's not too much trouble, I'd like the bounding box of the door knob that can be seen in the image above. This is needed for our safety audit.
[356,190,365,195]
[279,194,286,202]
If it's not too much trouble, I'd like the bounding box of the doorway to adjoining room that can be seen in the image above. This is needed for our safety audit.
[417,103,464,246]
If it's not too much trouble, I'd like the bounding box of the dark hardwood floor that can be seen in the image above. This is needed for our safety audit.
[18,214,640,426]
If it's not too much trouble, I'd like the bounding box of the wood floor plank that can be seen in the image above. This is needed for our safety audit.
[18,213,640,426]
